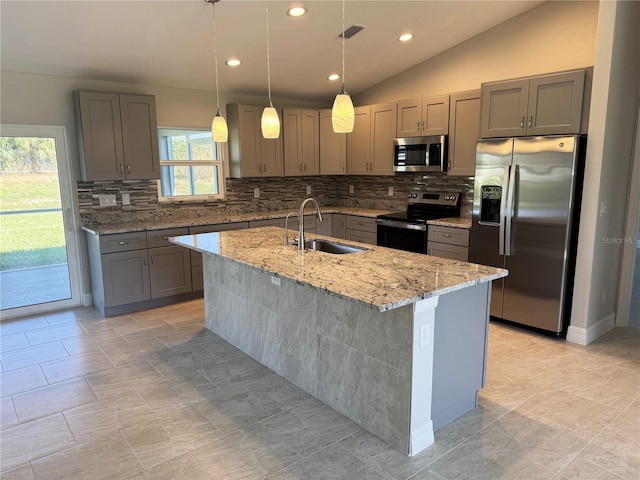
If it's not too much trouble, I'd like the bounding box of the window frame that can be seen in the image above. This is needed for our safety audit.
[156,127,226,203]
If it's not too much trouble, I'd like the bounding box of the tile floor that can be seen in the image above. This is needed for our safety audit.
[0,299,638,480]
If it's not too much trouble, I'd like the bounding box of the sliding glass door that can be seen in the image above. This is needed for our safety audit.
[0,125,82,318]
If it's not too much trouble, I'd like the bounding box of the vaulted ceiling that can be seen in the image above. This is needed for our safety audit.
[1,0,543,103]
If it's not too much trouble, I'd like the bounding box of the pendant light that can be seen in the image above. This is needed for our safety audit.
[208,0,228,142]
[261,0,280,138]
[332,0,354,133]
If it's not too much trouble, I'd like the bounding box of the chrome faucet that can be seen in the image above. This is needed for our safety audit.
[298,198,323,251]
[283,212,298,246]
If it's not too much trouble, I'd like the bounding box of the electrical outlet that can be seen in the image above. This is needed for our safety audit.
[98,194,116,207]
[254,187,260,198]
[121,193,130,205]
[306,185,312,195]
[419,323,431,348]
[271,275,281,287]
[388,186,394,197]
[348,185,354,194]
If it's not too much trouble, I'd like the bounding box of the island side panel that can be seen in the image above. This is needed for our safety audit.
[431,282,491,431]
[202,252,414,454]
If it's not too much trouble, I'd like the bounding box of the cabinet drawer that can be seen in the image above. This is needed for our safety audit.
[344,229,377,245]
[99,232,147,253]
[249,218,285,228]
[427,242,469,262]
[427,226,469,247]
[345,216,377,233]
[147,227,189,248]
[287,215,316,231]
[189,222,249,234]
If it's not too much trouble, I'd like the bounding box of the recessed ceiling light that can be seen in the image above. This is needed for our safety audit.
[287,6,307,17]
[328,73,340,81]
[225,59,242,67]
[398,33,414,42]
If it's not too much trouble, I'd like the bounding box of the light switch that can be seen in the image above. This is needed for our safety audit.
[306,185,312,195]
[254,187,260,198]
[121,193,130,205]
[348,185,354,194]
[98,194,116,207]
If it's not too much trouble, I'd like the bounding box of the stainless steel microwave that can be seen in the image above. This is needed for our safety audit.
[393,135,447,173]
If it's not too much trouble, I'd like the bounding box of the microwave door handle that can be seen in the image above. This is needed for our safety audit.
[498,166,510,256]
[505,164,518,256]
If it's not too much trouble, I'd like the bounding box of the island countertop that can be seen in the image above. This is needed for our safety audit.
[170,226,506,312]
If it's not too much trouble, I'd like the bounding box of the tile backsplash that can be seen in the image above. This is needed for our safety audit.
[78,173,474,225]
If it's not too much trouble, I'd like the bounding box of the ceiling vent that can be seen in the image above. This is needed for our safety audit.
[339,25,365,39]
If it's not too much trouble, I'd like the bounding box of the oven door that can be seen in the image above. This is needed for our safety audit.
[376,219,428,254]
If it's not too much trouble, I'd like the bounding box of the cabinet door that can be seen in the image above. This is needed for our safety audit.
[332,214,346,239]
[396,99,422,137]
[527,70,585,136]
[422,95,450,136]
[301,109,320,175]
[346,106,370,175]
[319,109,346,175]
[101,250,151,307]
[119,94,160,180]
[75,91,125,181]
[283,108,303,176]
[448,90,481,176]
[480,79,529,138]
[148,246,192,298]
[260,132,284,176]
[427,242,469,261]
[316,213,333,236]
[370,102,397,176]
[227,104,262,177]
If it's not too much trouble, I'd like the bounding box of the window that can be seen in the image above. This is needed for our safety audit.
[157,128,224,201]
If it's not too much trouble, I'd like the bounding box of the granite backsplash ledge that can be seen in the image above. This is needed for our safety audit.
[78,173,474,226]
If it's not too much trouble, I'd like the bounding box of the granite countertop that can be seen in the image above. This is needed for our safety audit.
[170,227,506,312]
[81,206,471,235]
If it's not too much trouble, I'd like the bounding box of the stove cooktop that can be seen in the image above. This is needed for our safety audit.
[377,191,461,224]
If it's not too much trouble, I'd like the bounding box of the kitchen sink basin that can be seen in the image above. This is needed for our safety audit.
[304,239,367,254]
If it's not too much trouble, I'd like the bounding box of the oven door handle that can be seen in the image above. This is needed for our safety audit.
[376,219,427,231]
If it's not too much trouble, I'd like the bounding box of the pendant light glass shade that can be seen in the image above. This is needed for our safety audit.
[332,85,354,133]
[212,110,228,142]
[332,0,354,133]
[261,106,280,139]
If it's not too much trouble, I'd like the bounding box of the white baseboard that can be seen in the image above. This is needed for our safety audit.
[83,293,93,307]
[408,421,434,457]
[566,313,616,345]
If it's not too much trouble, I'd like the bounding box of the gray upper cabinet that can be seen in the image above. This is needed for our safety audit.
[75,91,160,181]
[396,95,449,137]
[227,104,284,178]
[480,69,586,138]
[319,109,346,175]
[448,90,481,176]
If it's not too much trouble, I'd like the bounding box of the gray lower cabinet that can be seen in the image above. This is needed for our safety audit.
[332,214,346,239]
[344,215,377,245]
[87,228,194,316]
[189,222,250,290]
[427,225,470,261]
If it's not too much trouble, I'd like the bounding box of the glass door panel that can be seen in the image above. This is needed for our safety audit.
[0,126,81,316]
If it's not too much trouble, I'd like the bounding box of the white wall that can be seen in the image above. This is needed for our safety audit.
[570,0,640,341]
[355,1,598,104]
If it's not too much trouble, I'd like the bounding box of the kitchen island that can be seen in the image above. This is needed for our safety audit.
[170,227,506,456]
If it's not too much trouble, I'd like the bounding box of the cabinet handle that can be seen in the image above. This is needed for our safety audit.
[442,233,452,238]
[143,255,147,266]
[417,121,420,131]
[520,116,525,129]
[304,163,307,172]
[127,164,131,174]
[118,241,129,245]
[528,115,533,128]
[119,164,124,174]
[150,255,154,265]
[421,120,425,131]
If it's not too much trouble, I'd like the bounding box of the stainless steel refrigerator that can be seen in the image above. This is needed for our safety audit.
[469,135,586,335]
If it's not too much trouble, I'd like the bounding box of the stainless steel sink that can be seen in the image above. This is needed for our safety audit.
[304,239,367,254]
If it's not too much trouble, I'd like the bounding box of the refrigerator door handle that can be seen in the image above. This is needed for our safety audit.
[498,165,511,256]
[505,164,518,256]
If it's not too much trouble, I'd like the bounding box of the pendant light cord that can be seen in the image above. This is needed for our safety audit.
[211,1,221,114]
[265,0,273,108]
[341,0,346,93]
